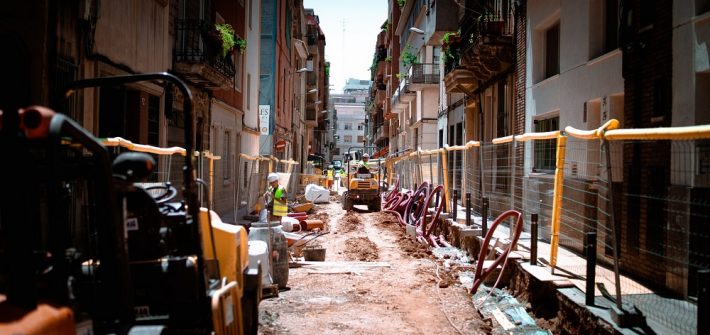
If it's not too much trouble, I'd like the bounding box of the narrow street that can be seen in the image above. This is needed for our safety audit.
[258,199,490,335]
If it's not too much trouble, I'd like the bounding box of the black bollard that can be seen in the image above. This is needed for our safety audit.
[452,190,458,221]
[530,213,538,266]
[700,269,710,335]
[482,197,489,236]
[585,231,597,306]
[465,192,472,226]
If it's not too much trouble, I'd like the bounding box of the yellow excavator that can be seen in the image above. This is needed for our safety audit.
[342,147,382,211]
[0,73,260,334]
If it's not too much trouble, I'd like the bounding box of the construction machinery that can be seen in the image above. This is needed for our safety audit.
[0,73,260,334]
[341,147,382,211]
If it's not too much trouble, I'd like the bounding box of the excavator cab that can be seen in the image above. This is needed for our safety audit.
[0,73,260,335]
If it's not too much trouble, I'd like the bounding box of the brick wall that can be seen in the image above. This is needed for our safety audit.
[620,0,673,290]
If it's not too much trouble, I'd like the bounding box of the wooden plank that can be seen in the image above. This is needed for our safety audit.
[295,261,391,267]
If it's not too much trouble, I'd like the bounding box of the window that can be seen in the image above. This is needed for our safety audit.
[533,116,559,172]
[248,0,253,29]
[357,123,364,130]
[223,130,231,180]
[590,0,619,59]
[344,135,353,143]
[344,123,352,130]
[544,23,560,79]
[604,0,619,53]
[357,135,364,143]
[243,161,249,189]
[234,50,243,91]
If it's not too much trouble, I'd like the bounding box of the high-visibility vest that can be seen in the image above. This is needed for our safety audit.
[327,169,333,180]
[270,185,288,217]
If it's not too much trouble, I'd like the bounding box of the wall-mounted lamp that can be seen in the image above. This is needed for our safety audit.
[295,67,309,73]
[314,100,322,105]
[409,27,424,34]
[320,110,329,114]
[308,88,318,94]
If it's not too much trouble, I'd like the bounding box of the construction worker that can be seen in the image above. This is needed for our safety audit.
[358,153,371,173]
[326,165,334,189]
[266,173,288,222]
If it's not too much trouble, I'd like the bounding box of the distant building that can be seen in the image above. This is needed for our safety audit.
[343,78,371,95]
[329,80,369,162]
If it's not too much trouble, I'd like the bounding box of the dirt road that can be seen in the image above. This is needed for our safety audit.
[258,200,490,335]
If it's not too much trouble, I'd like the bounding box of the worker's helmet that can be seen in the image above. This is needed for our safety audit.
[267,173,279,183]
[362,153,370,159]
[329,165,333,168]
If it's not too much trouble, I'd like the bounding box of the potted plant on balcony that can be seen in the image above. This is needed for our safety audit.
[400,44,419,68]
[214,23,236,58]
[235,36,247,53]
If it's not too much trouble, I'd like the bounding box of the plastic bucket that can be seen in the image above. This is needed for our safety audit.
[303,247,326,261]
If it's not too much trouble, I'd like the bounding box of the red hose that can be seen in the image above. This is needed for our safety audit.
[470,210,524,294]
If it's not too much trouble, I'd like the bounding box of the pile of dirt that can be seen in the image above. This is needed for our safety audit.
[330,193,341,202]
[399,237,431,259]
[368,212,431,258]
[338,211,361,233]
[344,236,379,261]
[369,212,400,228]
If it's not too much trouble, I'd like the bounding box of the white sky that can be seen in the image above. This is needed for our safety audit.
[303,0,388,93]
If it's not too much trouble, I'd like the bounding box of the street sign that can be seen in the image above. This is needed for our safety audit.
[259,105,270,135]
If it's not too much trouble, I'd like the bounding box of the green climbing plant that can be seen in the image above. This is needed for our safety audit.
[235,37,247,53]
[214,23,236,58]
[397,0,406,8]
[400,44,419,68]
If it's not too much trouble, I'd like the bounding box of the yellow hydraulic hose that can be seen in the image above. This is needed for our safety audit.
[565,119,620,140]
[604,124,710,140]
[549,134,567,271]
[102,137,187,156]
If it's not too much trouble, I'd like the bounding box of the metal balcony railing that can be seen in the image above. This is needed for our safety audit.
[444,0,514,76]
[174,19,236,80]
[407,63,440,85]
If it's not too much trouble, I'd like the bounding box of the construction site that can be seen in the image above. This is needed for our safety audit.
[2,1,710,334]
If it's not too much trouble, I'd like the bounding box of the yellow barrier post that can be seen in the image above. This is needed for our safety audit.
[441,148,451,213]
[204,151,221,209]
[549,134,567,273]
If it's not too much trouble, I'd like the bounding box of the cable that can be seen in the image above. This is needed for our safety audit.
[430,259,465,335]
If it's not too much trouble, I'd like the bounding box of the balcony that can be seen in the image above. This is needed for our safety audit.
[305,108,317,125]
[375,124,389,143]
[423,0,459,46]
[391,77,415,112]
[173,19,235,89]
[443,0,514,90]
[406,63,439,91]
